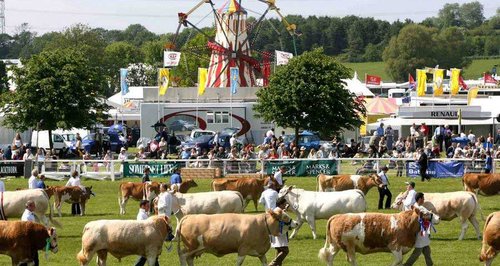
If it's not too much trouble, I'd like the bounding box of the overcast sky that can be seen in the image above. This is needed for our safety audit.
[6,0,499,35]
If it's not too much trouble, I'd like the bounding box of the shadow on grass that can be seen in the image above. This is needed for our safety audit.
[58,213,112,217]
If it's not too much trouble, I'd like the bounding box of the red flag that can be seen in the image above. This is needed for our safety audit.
[408,74,416,90]
[484,73,498,84]
[365,74,381,85]
[458,75,468,90]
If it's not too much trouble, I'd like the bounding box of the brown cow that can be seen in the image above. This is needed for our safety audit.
[171,179,198,193]
[50,186,95,217]
[480,211,500,266]
[317,174,381,194]
[118,181,160,215]
[463,173,500,195]
[177,210,297,266]
[0,221,58,265]
[212,177,272,211]
[318,209,440,266]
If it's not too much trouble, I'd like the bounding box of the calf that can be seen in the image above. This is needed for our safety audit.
[171,179,198,193]
[480,211,500,266]
[278,185,367,239]
[463,173,500,195]
[392,191,482,240]
[318,209,440,266]
[0,221,58,265]
[118,181,160,215]
[212,177,271,211]
[77,216,174,266]
[317,174,381,194]
[177,209,297,266]
[51,186,95,217]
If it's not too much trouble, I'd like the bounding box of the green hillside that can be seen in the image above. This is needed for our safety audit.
[343,58,500,82]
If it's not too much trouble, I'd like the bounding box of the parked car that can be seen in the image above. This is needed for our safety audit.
[284,130,321,151]
[169,120,196,132]
[190,129,215,140]
[83,132,125,154]
[182,132,233,152]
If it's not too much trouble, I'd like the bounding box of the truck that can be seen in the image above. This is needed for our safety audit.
[31,130,76,153]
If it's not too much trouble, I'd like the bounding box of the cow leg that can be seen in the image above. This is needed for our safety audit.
[289,216,304,239]
[389,250,403,266]
[54,201,62,217]
[236,255,246,266]
[77,248,94,266]
[468,215,482,240]
[345,243,358,266]
[305,216,317,239]
[258,254,267,266]
[80,203,85,216]
[96,250,107,266]
[458,216,469,240]
[119,197,128,215]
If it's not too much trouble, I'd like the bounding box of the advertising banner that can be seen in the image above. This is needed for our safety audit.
[264,160,338,177]
[0,161,24,177]
[123,162,180,177]
[406,161,464,178]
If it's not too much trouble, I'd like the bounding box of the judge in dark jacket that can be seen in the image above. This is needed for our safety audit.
[418,148,430,181]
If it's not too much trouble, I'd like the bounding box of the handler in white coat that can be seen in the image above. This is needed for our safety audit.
[157,183,173,218]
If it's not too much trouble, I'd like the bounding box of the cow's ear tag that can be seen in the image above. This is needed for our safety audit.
[292,203,298,210]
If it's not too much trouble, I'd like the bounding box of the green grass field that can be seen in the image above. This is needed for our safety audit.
[0,169,498,266]
[343,58,500,82]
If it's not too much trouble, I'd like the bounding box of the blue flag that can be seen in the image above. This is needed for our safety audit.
[230,67,239,94]
[120,68,129,95]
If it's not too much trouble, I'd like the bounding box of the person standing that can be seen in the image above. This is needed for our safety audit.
[28,169,39,189]
[273,166,286,190]
[142,166,151,183]
[170,168,182,191]
[35,175,46,189]
[403,181,417,211]
[418,148,431,182]
[259,181,278,210]
[268,198,292,266]
[377,166,392,210]
[385,125,394,151]
[134,200,159,266]
[403,192,435,266]
[66,170,82,215]
[484,151,493,174]
[157,184,173,218]
[20,200,38,266]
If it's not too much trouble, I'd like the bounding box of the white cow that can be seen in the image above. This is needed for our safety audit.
[171,191,245,219]
[2,189,61,227]
[392,191,482,240]
[278,185,367,239]
[77,216,174,266]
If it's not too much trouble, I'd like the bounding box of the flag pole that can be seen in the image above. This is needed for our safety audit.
[196,68,199,128]
[157,69,160,124]
[230,85,233,128]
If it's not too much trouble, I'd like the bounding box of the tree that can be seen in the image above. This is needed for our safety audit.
[104,41,144,92]
[437,3,461,28]
[0,61,9,93]
[459,1,484,29]
[0,48,109,148]
[126,63,157,86]
[142,40,165,66]
[254,48,365,143]
[382,25,439,82]
[122,24,157,47]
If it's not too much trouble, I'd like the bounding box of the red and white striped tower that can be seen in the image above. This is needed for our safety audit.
[205,0,258,88]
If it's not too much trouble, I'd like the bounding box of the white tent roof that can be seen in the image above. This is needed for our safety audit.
[367,117,493,129]
[107,87,144,107]
[341,72,375,97]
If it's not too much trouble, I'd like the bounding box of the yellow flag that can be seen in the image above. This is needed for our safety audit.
[158,68,169,96]
[433,69,444,96]
[467,87,479,105]
[417,69,427,96]
[450,68,461,95]
[197,68,208,96]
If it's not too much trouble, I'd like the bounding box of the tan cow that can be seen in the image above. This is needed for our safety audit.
[118,181,160,215]
[318,209,440,266]
[2,189,61,227]
[463,173,500,195]
[77,215,174,266]
[50,186,95,217]
[480,211,500,266]
[0,221,58,266]
[171,179,198,193]
[316,174,381,194]
[392,191,482,240]
[177,210,297,266]
[212,177,272,211]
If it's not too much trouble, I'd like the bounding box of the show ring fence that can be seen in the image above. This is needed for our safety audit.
[0,157,495,181]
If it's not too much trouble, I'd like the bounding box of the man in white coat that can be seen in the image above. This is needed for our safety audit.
[269,198,291,266]
[157,184,173,218]
[66,170,82,215]
[403,181,417,211]
[135,200,159,266]
[259,181,278,210]
[28,169,38,189]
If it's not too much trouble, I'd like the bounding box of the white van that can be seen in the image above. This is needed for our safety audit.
[31,130,75,152]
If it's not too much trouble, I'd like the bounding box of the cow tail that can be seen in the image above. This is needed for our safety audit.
[176,216,184,258]
[318,216,334,263]
[211,180,216,191]
[354,189,367,212]
[42,189,62,228]
[469,192,484,221]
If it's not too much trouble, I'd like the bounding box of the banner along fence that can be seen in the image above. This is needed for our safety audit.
[1,157,496,180]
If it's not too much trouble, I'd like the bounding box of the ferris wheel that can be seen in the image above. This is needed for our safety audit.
[168,0,299,88]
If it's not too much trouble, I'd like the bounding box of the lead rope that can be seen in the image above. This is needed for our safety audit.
[44,238,51,260]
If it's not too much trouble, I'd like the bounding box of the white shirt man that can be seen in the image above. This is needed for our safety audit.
[28,169,39,189]
[403,181,417,211]
[259,186,278,210]
[66,174,81,187]
[136,200,150,221]
[274,167,285,187]
[157,184,173,218]
[21,200,36,222]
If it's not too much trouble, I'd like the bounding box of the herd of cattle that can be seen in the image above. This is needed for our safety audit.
[0,173,498,265]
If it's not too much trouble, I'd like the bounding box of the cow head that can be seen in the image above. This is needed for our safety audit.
[85,186,95,198]
[369,174,383,186]
[266,208,298,236]
[147,182,161,200]
[391,192,406,210]
[160,216,175,242]
[277,185,298,210]
[46,227,59,253]
[417,207,440,225]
